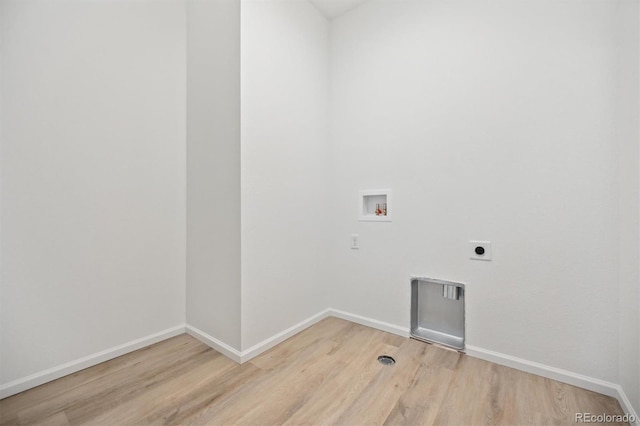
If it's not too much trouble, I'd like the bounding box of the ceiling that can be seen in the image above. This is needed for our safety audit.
[308,0,370,19]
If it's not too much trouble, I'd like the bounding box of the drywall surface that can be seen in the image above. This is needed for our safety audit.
[330,0,623,383]
[0,0,186,384]
[617,0,640,414]
[241,0,331,349]
[186,0,241,350]
[0,1,4,383]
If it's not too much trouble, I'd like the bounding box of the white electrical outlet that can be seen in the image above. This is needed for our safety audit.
[351,234,359,250]
[470,240,491,261]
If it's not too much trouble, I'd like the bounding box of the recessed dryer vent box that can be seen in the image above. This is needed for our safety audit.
[410,277,465,351]
[359,189,391,222]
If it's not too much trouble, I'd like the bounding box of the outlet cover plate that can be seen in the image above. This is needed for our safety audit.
[470,241,491,261]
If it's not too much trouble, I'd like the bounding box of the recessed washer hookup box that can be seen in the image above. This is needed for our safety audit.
[410,277,465,351]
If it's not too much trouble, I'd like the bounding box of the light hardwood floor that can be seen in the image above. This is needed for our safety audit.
[0,318,625,425]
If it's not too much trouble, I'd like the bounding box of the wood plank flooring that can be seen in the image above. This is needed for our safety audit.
[0,318,625,425]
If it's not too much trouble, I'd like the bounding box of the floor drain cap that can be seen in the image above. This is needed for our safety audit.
[377,355,396,365]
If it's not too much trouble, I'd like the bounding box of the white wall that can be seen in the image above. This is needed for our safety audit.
[1,0,637,409]
[0,0,5,384]
[186,0,241,350]
[0,2,7,383]
[330,0,626,383]
[617,0,640,415]
[241,0,331,350]
[617,0,640,414]
[0,0,186,385]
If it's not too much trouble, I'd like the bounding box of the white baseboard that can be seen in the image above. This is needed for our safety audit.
[465,345,619,397]
[322,311,638,422]
[328,308,410,338]
[4,310,637,425]
[615,385,640,426]
[466,345,639,424]
[185,325,242,363]
[186,309,407,364]
[0,325,185,399]
[186,310,332,364]
[240,309,331,363]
